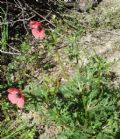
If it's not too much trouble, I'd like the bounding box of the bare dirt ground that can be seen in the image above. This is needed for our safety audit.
[79,29,120,73]
[78,0,120,85]
[59,0,120,83]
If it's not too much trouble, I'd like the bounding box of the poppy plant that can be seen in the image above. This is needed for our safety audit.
[29,20,46,40]
[7,88,25,108]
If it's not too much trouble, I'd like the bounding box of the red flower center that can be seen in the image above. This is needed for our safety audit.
[16,93,22,98]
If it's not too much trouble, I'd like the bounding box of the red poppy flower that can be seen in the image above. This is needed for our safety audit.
[7,88,25,108]
[29,21,45,40]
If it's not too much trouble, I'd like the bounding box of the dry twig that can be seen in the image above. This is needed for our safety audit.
[25,3,56,27]
[0,49,21,55]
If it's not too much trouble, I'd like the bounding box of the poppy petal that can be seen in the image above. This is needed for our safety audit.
[39,29,45,40]
[8,94,17,104]
[32,29,45,40]
[16,96,25,108]
[29,21,42,29]
[7,88,20,94]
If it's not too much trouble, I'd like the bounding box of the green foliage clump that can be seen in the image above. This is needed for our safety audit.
[0,7,8,50]
[24,57,120,138]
